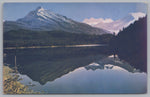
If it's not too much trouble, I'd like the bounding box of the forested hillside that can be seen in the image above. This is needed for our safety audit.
[4,30,114,48]
[110,16,147,72]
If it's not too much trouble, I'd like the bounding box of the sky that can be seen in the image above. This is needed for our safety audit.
[3,3,147,22]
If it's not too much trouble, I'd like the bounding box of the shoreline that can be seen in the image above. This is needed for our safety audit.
[4,44,108,50]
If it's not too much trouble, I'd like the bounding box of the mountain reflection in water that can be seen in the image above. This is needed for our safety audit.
[4,46,110,85]
[85,55,140,73]
[18,55,146,94]
[4,46,147,93]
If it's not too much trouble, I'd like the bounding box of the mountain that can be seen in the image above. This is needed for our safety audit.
[83,12,146,34]
[3,6,109,35]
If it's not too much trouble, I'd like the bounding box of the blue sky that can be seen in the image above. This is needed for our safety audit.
[3,3,147,22]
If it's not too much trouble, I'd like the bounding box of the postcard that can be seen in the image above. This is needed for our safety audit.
[3,2,147,94]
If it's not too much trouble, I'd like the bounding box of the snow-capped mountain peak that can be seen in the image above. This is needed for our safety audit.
[35,6,45,12]
[16,6,73,28]
[20,7,55,21]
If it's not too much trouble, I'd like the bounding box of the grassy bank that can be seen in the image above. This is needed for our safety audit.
[3,65,36,94]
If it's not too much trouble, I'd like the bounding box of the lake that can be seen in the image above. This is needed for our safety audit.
[3,45,147,94]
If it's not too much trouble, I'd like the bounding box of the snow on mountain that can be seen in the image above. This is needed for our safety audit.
[4,6,109,35]
[16,6,74,30]
[83,12,146,34]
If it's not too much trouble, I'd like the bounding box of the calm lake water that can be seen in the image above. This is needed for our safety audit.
[4,46,147,94]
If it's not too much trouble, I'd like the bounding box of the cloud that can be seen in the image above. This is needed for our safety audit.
[130,12,146,20]
[83,12,146,34]
[83,18,113,26]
